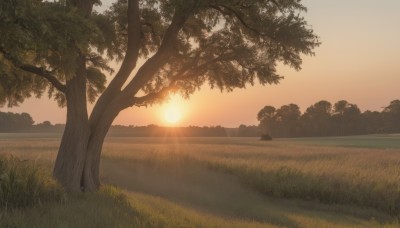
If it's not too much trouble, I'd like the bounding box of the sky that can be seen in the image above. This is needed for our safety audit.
[2,0,400,127]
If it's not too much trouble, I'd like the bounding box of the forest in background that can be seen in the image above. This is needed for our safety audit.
[1,99,399,138]
[258,99,400,138]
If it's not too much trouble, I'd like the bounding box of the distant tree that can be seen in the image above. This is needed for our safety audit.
[238,124,259,137]
[0,0,319,191]
[333,100,349,115]
[300,100,333,136]
[212,125,227,137]
[382,100,400,133]
[17,112,35,130]
[332,100,361,135]
[257,106,276,135]
[343,104,361,135]
[360,111,382,134]
[34,120,54,131]
[40,121,52,127]
[273,104,300,137]
[331,100,346,135]
[257,106,276,121]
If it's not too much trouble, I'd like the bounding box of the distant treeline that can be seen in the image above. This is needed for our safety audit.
[0,112,229,136]
[108,125,227,137]
[0,112,35,132]
[0,112,65,133]
[2,99,399,137]
[258,100,400,138]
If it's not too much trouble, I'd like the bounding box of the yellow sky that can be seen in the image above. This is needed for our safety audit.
[2,0,400,127]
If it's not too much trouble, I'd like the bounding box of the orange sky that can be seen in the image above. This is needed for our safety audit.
[2,0,400,127]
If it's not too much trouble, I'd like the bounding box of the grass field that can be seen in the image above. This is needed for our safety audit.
[1,134,400,227]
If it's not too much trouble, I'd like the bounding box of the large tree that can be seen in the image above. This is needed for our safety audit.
[0,0,319,191]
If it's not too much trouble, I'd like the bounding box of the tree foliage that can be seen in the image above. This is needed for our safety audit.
[1,0,320,108]
[0,0,110,107]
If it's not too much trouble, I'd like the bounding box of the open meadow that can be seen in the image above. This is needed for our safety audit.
[1,134,400,227]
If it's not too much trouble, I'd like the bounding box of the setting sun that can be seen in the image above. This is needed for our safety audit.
[162,94,185,125]
[164,106,181,124]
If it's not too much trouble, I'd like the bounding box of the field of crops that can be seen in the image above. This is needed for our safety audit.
[1,134,400,227]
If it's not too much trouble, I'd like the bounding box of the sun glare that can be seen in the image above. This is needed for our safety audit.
[162,95,184,125]
[164,106,181,124]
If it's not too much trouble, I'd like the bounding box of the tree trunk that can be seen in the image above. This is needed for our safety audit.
[53,82,120,192]
[82,102,123,191]
[52,0,107,192]
[53,56,90,192]
[81,134,102,191]
[82,125,109,191]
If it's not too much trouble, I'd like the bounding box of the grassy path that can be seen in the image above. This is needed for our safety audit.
[101,158,395,227]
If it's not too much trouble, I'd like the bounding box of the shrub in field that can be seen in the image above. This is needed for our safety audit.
[0,155,65,209]
[260,134,273,141]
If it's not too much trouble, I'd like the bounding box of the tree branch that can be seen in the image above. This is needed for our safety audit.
[269,0,284,13]
[91,0,191,127]
[143,21,158,40]
[118,8,190,102]
[0,47,66,93]
[89,0,141,126]
[19,64,67,93]
[125,50,236,108]
[209,4,275,40]
[172,52,235,81]
[129,83,176,108]
[107,0,141,90]
[128,55,231,107]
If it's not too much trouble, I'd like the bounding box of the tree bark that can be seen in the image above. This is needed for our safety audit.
[53,73,120,192]
[82,111,120,191]
[53,55,90,192]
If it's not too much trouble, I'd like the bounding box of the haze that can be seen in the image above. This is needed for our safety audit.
[2,0,400,127]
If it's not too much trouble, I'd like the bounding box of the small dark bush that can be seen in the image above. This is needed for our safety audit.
[0,155,65,209]
[260,134,272,141]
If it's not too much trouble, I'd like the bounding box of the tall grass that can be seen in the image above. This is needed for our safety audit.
[1,185,142,228]
[202,157,400,215]
[0,155,65,209]
[0,155,146,227]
